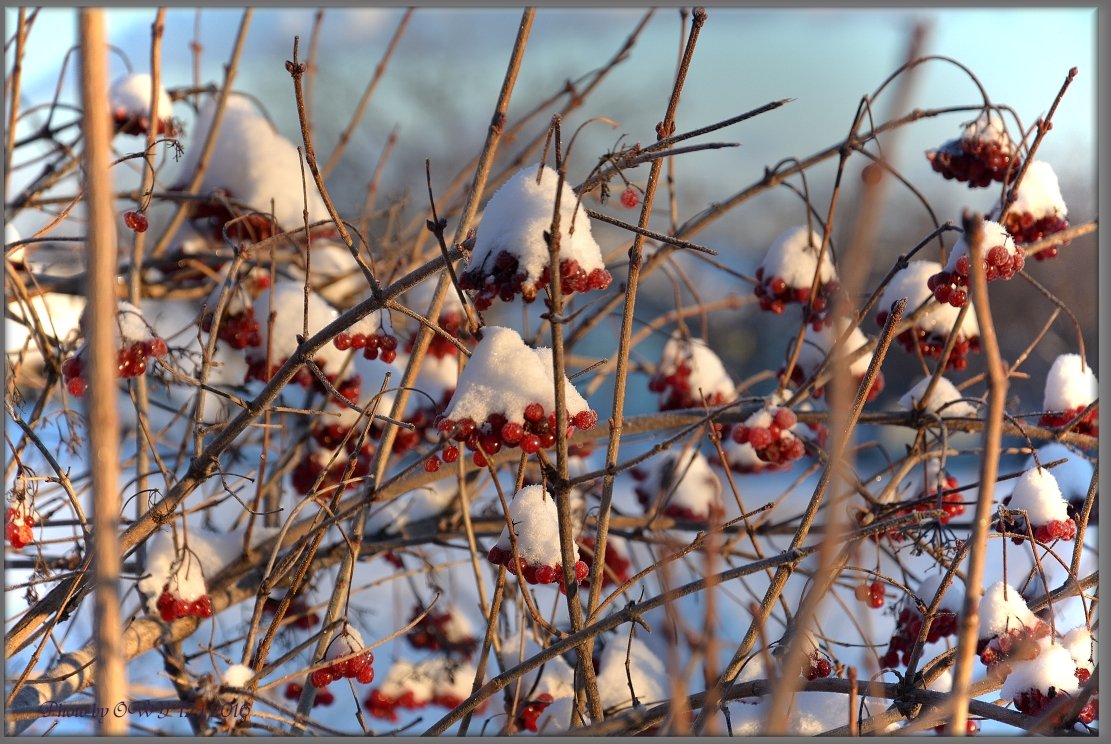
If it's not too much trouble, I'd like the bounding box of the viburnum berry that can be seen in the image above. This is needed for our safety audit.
[155,583,214,623]
[802,651,833,681]
[753,226,842,330]
[619,186,640,209]
[406,604,478,658]
[926,110,1019,188]
[731,406,806,467]
[516,693,555,732]
[123,210,149,232]
[5,505,35,549]
[284,682,333,707]
[927,220,1022,309]
[648,335,735,412]
[312,627,374,688]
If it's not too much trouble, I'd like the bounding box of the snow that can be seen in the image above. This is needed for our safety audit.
[534,695,576,733]
[636,449,723,519]
[1021,444,1093,504]
[6,293,86,354]
[595,634,666,710]
[725,691,850,735]
[468,164,605,285]
[325,626,366,660]
[378,660,433,704]
[246,281,340,369]
[797,317,873,378]
[492,485,574,568]
[656,334,736,404]
[898,375,977,417]
[443,326,590,423]
[758,226,837,288]
[1042,353,1097,411]
[978,581,1039,639]
[961,110,1012,148]
[175,95,329,231]
[1006,160,1067,219]
[914,572,963,613]
[109,73,172,123]
[882,260,979,336]
[1007,467,1069,525]
[999,644,1079,702]
[138,526,277,612]
[944,219,1019,273]
[1061,626,1094,671]
[508,638,576,700]
[222,663,254,688]
[423,657,476,701]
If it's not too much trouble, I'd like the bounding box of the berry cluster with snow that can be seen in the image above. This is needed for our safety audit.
[109,72,177,137]
[878,260,981,370]
[5,501,37,550]
[926,110,1020,187]
[632,448,724,521]
[753,225,843,329]
[311,627,375,688]
[647,334,735,411]
[782,318,884,401]
[1038,353,1098,438]
[927,220,1024,308]
[61,301,169,397]
[994,160,1071,261]
[486,485,589,590]
[364,658,482,722]
[1000,466,1078,544]
[459,165,611,310]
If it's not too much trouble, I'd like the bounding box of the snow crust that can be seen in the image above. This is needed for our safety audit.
[898,375,976,417]
[1007,160,1068,219]
[222,664,254,688]
[1000,644,1079,702]
[637,449,722,518]
[492,485,576,567]
[881,260,979,337]
[656,334,735,403]
[1008,467,1069,525]
[758,226,837,287]
[109,73,172,122]
[247,281,340,368]
[1042,353,1097,411]
[595,635,666,710]
[978,581,1038,639]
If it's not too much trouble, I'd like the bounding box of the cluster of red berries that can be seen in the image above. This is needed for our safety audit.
[880,605,959,668]
[429,404,597,470]
[854,580,886,609]
[928,245,1025,309]
[926,134,1019,188]
[577,535,632,588]
[156,584,214,623]
[487,544,590,592]
[332,329,399,363]
[753,266,842,330]
[283,682,333,707]
[731,407,806,466]
[406,605,478,658]
[1002,513,1078,546]
[1002,211,1069,262]
[365,688,423,722]
[1039,405,1098,438]
[262,597,321,630]
[200,308,261,350]
[113,109,178,138]
[516,693,555,732]
[876,308,981,372]
[310,649,375,688]
[647,359,731,412]
[5,505,35,549]
[1014,685,1097,726]
[977,621,1051,669]
[1072,668,1100,725]
[291,444,373,501]
[802,651,833,681]
[62,338,168,397]
[123,210,149,233]
[189,198,282,243]
[458,251,612,311]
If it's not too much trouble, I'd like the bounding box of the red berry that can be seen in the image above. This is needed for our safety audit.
[524,403,545,423]
[424,456,440,472]
[123,210,149,232]
[572,410,597,430]
[619,186,639,209]
[66,377,87,397]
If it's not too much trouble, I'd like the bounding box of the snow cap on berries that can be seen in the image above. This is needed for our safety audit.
[222,664,254,688]
[468,164,605,285]
[797,317,873,379]
[881,260,980,337]
[442,325,590,424]
[78,300,155,346]
[636,449,723,519]
[492,485,575,568]
[1000,645,1079,703]
[177,94,329,230]
[944,219,1018,274]
[1007,467,1070,525]
[657,333,736,404]
[1042,353,1097,412]
[596,635,666,710]
[109,73,174,133]
[898,376,976,417]
[326,626,366,661]
[1005,160,1068,220]
[1062,626,1094,671]
[1021,444,1092,504]
[758,226,837,288]
[978,581,1039,639]
[963,110,1012,146]
[246,281,340,369]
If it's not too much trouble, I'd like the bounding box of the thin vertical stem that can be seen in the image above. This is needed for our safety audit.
[79,8,126,734]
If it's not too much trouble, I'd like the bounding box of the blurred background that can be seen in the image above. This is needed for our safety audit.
[5,6,1098,413]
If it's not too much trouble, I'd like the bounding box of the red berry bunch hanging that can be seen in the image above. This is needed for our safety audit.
[926,110,1020,188]
[459,251,612,311]
[487,543,590,591]
[577,534,633,588]
[61,338,168,398]
[731,406,806,467]
[283,682,333,707]
[1039,354,1098,439]
[434,404,597,469]
[123,210,149,233]
[993,160,1070,262]
[801,650,833,681]
[619,186,640,209]
[753,226,842,330]
[310,627,375,688]
[927,220,1022,309]
[332,328,399,364]
[1039,406,1098,438]
[5,504,35,549]
[647,335,735,412]
[977,621,1052,669]
[201,307,261,350]
[516,693,555,732]
[1000,466,1079,545]
[880,604,959,668]
[853,580,886,609]
[156,582,214,622]
[783,320,884,401]
[406,604,478,658]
